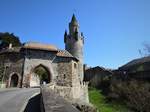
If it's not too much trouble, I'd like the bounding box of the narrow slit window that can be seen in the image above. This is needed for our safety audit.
[74,63,77,68]
[64,74,66,79]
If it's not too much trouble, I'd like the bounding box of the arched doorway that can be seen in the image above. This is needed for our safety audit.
[33,65,51,85]
[10,74,19,87]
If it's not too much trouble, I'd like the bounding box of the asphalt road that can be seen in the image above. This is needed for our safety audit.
[0,88,40,112]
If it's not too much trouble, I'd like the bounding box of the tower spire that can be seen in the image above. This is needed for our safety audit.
[69,14,79,35]
[71,14,77,23]
[65,15,84,81]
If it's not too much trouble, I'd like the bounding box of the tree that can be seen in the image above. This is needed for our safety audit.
[143,43,150,56]
[139,42,150,57]
[0,32,22,49]
[109,80,150,112]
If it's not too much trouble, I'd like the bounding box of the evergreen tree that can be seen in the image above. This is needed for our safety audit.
[0,32,22,49]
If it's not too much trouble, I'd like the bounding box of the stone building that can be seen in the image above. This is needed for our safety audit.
[0,15,89,103]
[117,56,150,80]
[84,66,113,88]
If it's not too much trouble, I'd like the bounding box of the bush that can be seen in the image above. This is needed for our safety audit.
[109,80,150,112]
[97,76,111,95]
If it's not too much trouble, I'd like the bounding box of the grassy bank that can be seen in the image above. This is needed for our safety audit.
[89,88,130,112]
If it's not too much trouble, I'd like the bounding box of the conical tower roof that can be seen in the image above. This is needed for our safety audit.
[71,14,78,24]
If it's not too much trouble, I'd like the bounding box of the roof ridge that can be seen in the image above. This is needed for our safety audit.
[120,56,150,69]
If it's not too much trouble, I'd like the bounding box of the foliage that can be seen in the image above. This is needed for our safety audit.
[0,32,22,49]
[109,80,150,112]
[89,75,111,95]
[139,42,150,56]
[143,43,150,56]
[89,87,129,112]
[137,65,144,71]
[0,66,4,81]
[34,66,49,83]
[98,76,111,95]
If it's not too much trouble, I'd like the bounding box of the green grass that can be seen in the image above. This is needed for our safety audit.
[89,88,130,112]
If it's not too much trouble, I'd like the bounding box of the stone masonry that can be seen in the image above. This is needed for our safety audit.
[0,15,89,103]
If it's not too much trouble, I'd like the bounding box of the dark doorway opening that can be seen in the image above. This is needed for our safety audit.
[10,74,19,87]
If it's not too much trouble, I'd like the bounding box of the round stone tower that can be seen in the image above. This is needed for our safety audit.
[64,14,84,82]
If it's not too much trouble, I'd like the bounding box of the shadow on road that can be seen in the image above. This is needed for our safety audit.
[24,94,43,112]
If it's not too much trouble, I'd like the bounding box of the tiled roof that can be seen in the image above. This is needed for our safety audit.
[0,42,78,61]
[22,42,58,51]
[57,50,74,58]
[120,56,150,69]
[56,50,78,61]
[86,66,113,74]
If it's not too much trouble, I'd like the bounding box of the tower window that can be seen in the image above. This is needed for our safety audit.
[74,63,77,68]
[64,74,66,79]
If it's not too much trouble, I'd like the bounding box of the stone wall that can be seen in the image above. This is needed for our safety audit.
[22,49,57,87]
[51,57,89,103]
[65,36,84,81]
[0,48,89,104]
[56,58,72,86]
[54,57,80,87]
[41,86,80,112]
[22,49,81,88]
[30,72,40,87]
[46,83,89,104]
[72,61,80,86]
[0,53,24,87]
[79,82,89,103]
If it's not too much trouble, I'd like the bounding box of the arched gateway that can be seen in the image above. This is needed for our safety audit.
[29,64,51,87]
[10,74,19,87]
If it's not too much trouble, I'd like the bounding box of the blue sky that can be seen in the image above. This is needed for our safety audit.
[0,0,150,69]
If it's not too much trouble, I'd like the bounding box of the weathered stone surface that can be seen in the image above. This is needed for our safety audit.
[0,48,89,104]
[0,52,24,88]
[41,87,80,112]
[0,15,89,104]
[44,82,89,104]
[64,14,84,82]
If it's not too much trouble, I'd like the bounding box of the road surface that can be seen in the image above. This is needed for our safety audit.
[0,88,40,112]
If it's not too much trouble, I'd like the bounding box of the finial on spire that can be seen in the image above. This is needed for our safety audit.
[71,14,77,23]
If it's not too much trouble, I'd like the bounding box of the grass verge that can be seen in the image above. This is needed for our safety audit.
[89,88,130,112]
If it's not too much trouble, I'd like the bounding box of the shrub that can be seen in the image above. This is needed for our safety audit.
[109,80,150,112]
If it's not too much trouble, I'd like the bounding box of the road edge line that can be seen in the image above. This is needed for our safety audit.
[19,90,40,112]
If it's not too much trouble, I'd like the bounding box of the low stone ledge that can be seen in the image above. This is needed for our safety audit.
[41,86,80,112]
